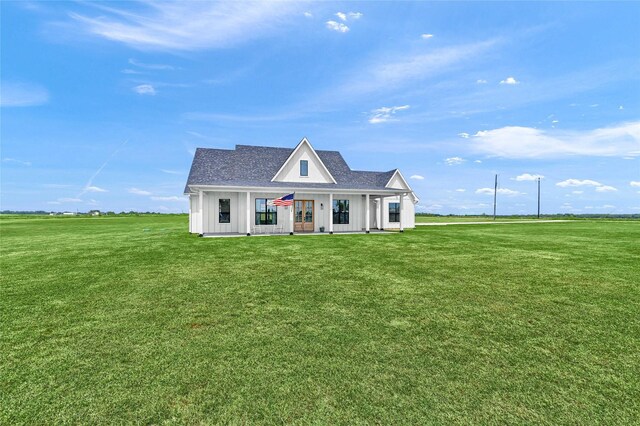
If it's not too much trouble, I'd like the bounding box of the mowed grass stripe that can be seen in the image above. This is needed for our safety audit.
[1,216,639,423]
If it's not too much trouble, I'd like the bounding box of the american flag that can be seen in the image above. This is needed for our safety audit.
[268,193,294,207]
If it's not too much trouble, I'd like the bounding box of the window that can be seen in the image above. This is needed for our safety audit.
[219,199,230,223]
[333,199,349,224]
[300,160,308,177]
[255,198,277,225]
[389,202,400,223]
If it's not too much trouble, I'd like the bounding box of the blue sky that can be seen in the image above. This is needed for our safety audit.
[2,1,639,214]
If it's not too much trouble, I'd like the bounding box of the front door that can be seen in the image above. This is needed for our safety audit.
[294,200,314,232]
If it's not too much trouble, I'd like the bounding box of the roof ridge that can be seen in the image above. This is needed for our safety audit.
[195,147,234,152]
[235,144,292,150]
[235,144,342,155]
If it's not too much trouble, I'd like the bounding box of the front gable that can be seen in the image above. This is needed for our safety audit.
[385,170,411,191]
[271,138,337,184]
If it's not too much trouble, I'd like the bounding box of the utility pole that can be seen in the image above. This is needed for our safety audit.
[537,177,541,219]
[493,174,498,221]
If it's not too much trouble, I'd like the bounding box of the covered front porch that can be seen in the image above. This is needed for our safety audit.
[189,188,412,236]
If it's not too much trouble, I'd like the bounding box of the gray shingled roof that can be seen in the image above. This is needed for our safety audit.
[184,144,398,193]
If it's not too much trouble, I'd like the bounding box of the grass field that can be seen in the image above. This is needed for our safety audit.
[2,215,639,424]
[415,216,541,223]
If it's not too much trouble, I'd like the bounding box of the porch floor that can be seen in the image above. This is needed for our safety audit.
[201,229,393,238]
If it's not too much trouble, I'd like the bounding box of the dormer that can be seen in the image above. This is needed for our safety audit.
[271,138,337,184]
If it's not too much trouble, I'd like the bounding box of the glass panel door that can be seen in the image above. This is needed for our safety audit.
[295,201,303,222]
[294,200,314,232]
[294,200,304,232]
[303,200,314,232]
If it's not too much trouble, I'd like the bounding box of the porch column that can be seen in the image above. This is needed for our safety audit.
[246,191,251,236]
[289,204,294,235]
[399,193,404,233]
[365,193,370,233]
[378,196,384,230]
[199,190,204,236]
[328,193,333,234]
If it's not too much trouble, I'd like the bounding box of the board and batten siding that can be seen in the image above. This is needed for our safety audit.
[189,191,415,234]
[189,194,200,234]
[381,195,415,229]
[205,192,239,234]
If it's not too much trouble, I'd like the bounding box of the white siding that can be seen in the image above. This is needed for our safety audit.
[188,190,416,234]
[382,195,415,229]
[386,172,410,190]
[331,194,364,232]
[189,194,202,234]
[205,192,239,234]
[272,143,334,184]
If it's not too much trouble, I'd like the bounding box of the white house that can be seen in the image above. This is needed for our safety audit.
[184,138,417,236]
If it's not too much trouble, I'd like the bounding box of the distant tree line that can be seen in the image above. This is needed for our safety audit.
[0,210,187,216]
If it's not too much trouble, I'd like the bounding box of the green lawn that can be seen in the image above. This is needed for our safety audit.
[1,215,639,424]
[415,216,563,223]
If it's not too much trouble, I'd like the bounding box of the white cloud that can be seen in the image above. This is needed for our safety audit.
[557,180,615,193]
[619,105,624,110]
[595,185,618,192]
[500,76,519,85]
[58,197,82,203]
[514,173,544,181]
[474,160,482,163]
[476,79,487,84]
[128,188,152,196]
[349,12,363,19]
[421,34,434,39]
[455,189,466,192]
[445,157,465,166]
[160,169,182,175]
[556,179,602,187]
[498,188,522,196]
[77,139,129,198]
[1,81,49,107]
[410,175,424,180]
[304,11,313,18]
[151,196,184,202]
[326,20,349,33]
[339,38,500,97]
[475,188,522,196]
[68,2,302,51]
[121,69,144,75]
[458,132,470,139]
[85,185,107,193]
[2,158,32,166]
[128,58,176,71]
[572,191,584,194]
[335,12,347,21]
[471,121,640,159]
[630,181,640,187]
[133,84,156,95]
[368,105,410,124]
